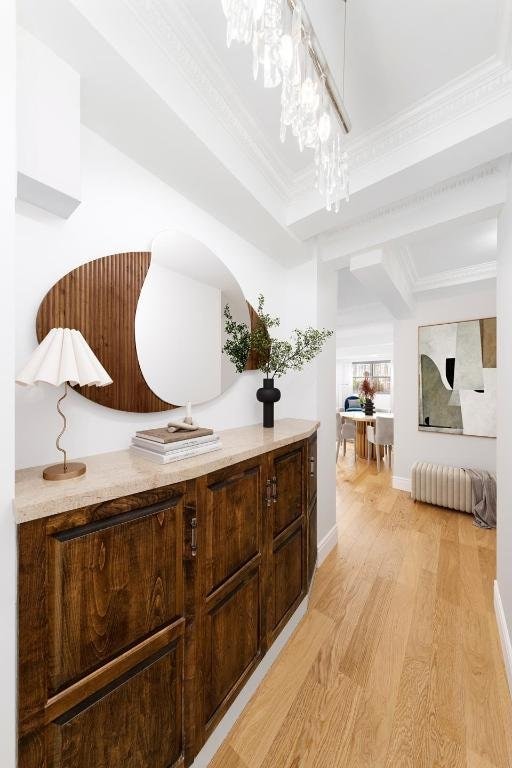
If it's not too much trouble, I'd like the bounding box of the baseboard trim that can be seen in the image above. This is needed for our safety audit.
[494,580,512,699]
[317,523,338,566]
[192,596,309,767]
[392,475,412,493]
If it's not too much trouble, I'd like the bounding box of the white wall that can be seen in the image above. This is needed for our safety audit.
[496,164,512,659]
[17,27,80,216]
[0,1,16,765]
[315,256,338,550]
[16,127,318,469]
[393,283,497,485]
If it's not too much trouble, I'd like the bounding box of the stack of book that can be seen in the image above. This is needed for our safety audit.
[131,427,222,464]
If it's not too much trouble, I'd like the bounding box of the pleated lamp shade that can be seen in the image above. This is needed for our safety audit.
[16,329,112,481]
[16,328,112,388]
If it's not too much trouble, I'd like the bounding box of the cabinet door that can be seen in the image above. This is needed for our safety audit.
[272,522,304,633]
[197,459,265,741]
[271,443,305,537]
[267,443,306,642]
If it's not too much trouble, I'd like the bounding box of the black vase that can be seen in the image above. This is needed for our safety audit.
[256,378,281,428]
[364,399,375,416]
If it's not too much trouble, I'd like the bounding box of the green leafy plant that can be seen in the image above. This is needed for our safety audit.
[223,294,333,379]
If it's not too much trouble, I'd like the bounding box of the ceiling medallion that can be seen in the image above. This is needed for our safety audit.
[220,0,351,212]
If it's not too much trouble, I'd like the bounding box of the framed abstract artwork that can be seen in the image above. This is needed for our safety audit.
[418,317,496,438]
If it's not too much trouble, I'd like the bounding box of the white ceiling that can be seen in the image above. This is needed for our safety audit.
[17,0,512,268]
[344,0,500,136]
[337,267,386,313]
[406,217,498,278]
[186,0,501,147]
[175,0,503,176]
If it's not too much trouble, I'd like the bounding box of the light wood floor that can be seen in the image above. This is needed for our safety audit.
[209,448,512,768]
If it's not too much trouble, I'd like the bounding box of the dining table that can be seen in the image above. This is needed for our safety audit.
[341,411,394,460]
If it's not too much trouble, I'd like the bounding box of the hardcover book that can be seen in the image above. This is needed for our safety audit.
[132,434,219,454]
[131,441,223,464]
[135,427,214,444]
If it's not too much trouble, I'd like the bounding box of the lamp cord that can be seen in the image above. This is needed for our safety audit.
[56,382,68,472]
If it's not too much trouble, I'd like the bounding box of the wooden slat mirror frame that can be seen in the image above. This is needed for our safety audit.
[36,251,261,414]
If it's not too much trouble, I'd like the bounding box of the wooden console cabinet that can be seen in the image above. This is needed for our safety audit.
[17,422,318,768]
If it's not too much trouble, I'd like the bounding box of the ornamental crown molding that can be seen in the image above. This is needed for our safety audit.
[120,1,512,210]
[291,55,512,197]
[387,242,497,294]
[322,159,506,243]
[410,260,497,293]
[122,0,296,203]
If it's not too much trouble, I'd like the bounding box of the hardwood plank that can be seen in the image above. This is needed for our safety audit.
[461,606,511,767]
[466,750,500,768]
[339,576,394,687]
[458,542,488,616]
[209,744,249,768]
[428,598,466,747]
[428,729,466,768]
[260,670,362,768]
[478,546,496,613]
[383,656,430,768]
[397,529,439,588]
[346,579,416,768]
[228,608,334,768]
[405,569,436,665]
[312,575,374,686]
[436,538,461,607]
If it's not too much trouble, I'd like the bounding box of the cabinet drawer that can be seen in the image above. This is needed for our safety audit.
[46,640,184,768]
[48,497,184,692]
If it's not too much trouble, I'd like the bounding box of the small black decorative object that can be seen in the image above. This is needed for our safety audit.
[223,294,333,428]
[364,399,375,416]
[256,378,281,428]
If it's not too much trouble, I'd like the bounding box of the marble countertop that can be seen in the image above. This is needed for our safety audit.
[15,418,319,524]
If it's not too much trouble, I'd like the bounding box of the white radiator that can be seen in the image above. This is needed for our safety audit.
[411,461,474,513]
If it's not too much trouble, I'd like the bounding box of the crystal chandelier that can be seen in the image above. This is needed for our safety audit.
[220,0,350,212]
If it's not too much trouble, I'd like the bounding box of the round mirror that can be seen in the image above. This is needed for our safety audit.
[135,230,250,406]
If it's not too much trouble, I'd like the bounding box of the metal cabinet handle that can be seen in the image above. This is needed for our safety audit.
[272,476,277,503]
[190,517,197,557]
[310,457,315,477]
[266,479,272,507]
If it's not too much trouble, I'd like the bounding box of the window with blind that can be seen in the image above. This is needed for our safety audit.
[352,360,391,394]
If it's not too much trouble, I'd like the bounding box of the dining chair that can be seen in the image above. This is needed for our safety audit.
[336,412,357,463]
[366,416,394,472]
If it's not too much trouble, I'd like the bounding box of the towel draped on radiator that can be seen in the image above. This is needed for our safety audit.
[464,468,497,529]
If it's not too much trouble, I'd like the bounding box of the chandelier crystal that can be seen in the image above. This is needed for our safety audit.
[220,0,350,212]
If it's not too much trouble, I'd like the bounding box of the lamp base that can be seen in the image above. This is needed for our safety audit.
[43,462,86,481]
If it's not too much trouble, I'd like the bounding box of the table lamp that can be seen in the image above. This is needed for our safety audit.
[16,328,113,481]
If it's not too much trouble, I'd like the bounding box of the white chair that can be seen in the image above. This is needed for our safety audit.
[366,416,394,472]
[336,412,356,463]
